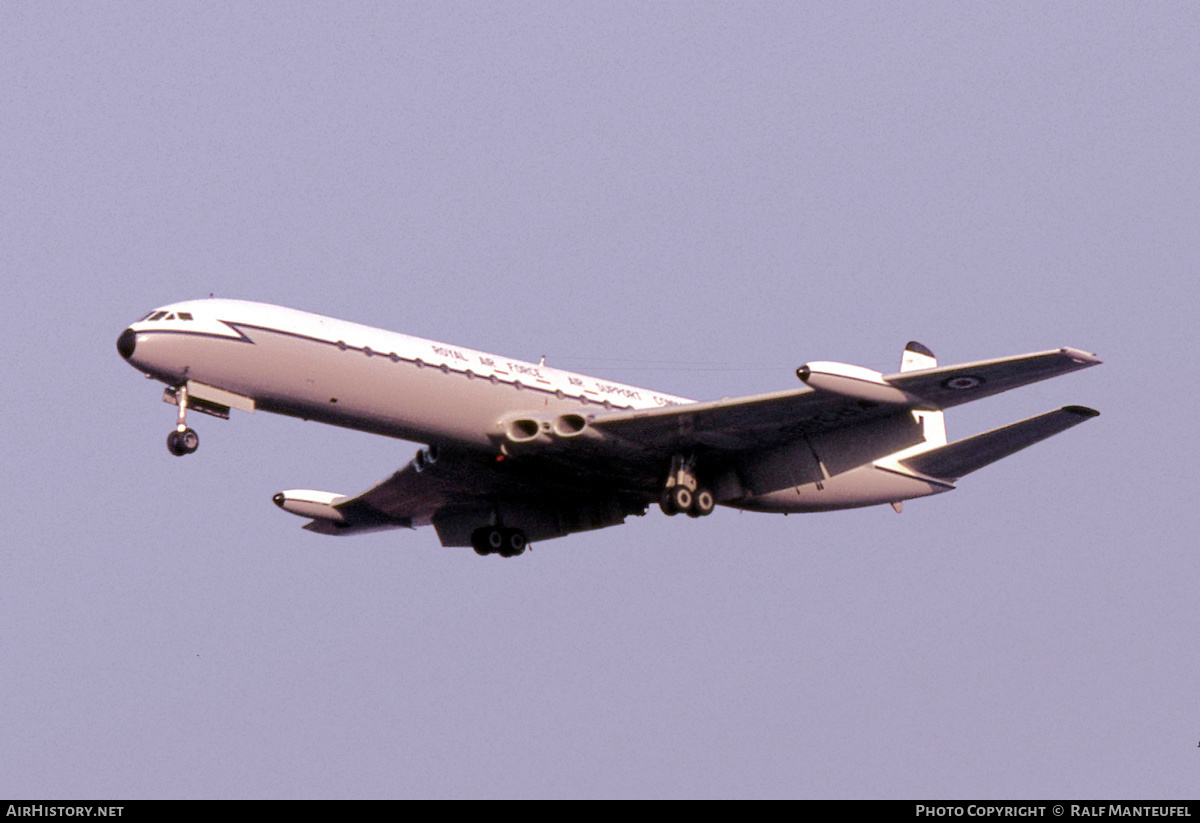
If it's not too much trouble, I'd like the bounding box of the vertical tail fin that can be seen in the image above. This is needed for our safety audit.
[900,341,937,373]
[900,342,946,448]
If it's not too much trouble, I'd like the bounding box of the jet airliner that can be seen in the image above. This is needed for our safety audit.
[117,300,1100,556]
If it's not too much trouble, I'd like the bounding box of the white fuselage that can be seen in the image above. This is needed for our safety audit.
[120,299,692,449]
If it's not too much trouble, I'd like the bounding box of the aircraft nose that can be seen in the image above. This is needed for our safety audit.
[117,328,137,360]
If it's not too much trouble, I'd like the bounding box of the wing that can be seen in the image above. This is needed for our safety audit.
[280,447,648,546]
[287,450,511,536]
[584,385,896,455]
[586,346,1100,453]
[883,347,1100,409]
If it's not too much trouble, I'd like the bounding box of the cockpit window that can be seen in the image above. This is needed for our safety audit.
[178,312,193,320]
[148,311,168,321]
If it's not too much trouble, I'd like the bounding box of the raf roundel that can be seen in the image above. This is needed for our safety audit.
[942,375,984,390]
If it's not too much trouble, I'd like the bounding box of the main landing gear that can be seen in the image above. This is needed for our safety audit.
[471,526,528,557]
[166,383,199,456]
[659,454,715,518]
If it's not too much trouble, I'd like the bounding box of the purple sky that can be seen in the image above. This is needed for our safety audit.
[3,2,1197,798]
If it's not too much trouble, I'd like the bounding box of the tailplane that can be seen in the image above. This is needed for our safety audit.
[900,405,1099,482]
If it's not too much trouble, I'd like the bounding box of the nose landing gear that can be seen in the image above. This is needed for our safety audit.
[165,383,199,456]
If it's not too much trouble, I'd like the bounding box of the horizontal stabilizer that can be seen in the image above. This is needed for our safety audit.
[900,406,1099,482]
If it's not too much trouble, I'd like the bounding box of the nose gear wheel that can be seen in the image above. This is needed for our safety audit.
[167,428,199,456]
[166,383,199,456]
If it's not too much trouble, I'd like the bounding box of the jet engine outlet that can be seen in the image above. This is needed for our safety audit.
[505,417,550,443]
[553,413,588,437]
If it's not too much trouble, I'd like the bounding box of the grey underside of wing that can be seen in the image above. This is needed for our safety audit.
[300,476,426,535]
[301,461,484,535]
[331,459,492,529]
[901,405,1099,481]
[884,347,1101,409]
[310,449,639,534]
